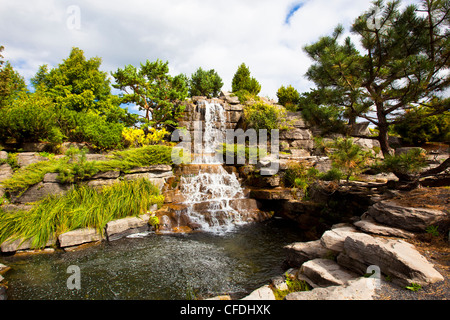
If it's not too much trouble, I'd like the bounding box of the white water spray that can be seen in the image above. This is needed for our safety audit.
[180,100,247,233]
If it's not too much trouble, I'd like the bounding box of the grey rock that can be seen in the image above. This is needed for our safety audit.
[0,151,7,161]
[1,236,56,253]
[86,179,119,189]
[11,182,72,204]
[241,285,276,300]
[91,171,120,179]
[284,277,379,300]
[0,164,13,182]
[43,172,60,183]
[320,225,359,252]
[354,217,415,239]
[284,240,331,267]
[367,200,448,232]
[58,228,104,248]
[17,152,48,168]
[105,214,150,241]
[280,128,313,141]
[300,258,359,287]
[340,232,444,286]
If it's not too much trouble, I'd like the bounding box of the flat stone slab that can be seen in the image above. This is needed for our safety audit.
[339,232,444,287]
[1,237,56,253]
[241,285,276,300]
[284,240,331,267]
[354,217,415,239]
[17,152,48,168]
[285,277,379,300]
[105,214,150,241]
[320,224,359,252]
[0,164,13,182]
[58,228,104,248]
[367,200,448,232]
[300,258,359,287]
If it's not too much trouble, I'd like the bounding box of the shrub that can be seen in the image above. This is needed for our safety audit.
[277,85,300,111]
[243,101,287,134]
[122,127,169,148]
[231,63,261,96]
[393,107,450,145]
[189,68,223,98]
[328,137,371,181]
[376,148,428,177]
[0,93,62,144]
[56,147,99,184]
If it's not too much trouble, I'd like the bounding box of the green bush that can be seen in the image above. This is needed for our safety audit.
[56,147,99,183]
[243,101,287,134]
[231,63,261,96]
[58,109,124,151]
[277,85,300,111]
[0,93,63,144]
[376,148,428,177]
[189,68,223,98]
[319,168,344,181]
[393,107,450,145]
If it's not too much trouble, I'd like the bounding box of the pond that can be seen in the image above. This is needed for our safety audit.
[0,217,307,300]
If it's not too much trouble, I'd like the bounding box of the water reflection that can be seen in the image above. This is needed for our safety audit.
[1,218,306,300]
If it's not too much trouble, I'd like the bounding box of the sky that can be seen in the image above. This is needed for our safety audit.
[1,0,422,109]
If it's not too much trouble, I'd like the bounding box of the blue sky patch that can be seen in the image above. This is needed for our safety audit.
[285,2,304,25]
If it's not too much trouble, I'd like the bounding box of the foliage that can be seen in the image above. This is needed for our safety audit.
[148,215,160,231]
[216,143,265,165]
[0,178,164,249]
[122,127,169,148]
[405,283,422,292]
[0,92,63,145]
[56,147,99,184]
[231,63,261,99]
[95,145,174,173]
[426,225,440,237]
[302,0,450,156]
[392,106,450,145]
[1,145,173,195]
[319,168,344,182]
[31,47,112,112]
[277,85,301,111]
[273,273,310,300]
[284,162,320,195]
[243,101,287,134]
[328,137,372,181]
[189,67,223,98]
[112,59,188,129]
[376,148,428,178]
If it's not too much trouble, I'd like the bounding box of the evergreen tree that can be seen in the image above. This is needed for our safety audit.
[189,67,223,98]
[231,63,261,96]
[302,0,450,157]
[112,59,189,129]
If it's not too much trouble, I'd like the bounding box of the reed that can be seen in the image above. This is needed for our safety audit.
[0,178,164,249]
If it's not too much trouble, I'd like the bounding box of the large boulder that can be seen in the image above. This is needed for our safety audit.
[337,232,444,286]
[367,200,448,232]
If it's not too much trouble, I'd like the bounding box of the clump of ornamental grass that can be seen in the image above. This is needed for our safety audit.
[0,178,164,249]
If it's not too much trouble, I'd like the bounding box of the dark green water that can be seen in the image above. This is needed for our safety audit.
[0,218,306,300]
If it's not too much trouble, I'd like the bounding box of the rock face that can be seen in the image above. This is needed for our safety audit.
[367,200,448,232]
[338,232,444,286]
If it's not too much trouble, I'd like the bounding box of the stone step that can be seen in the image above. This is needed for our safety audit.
[300,258,359,287]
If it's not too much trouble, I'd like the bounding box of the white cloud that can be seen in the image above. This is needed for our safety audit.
[0,0,421,99]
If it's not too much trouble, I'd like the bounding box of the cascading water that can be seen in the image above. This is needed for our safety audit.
[180,100,248,233]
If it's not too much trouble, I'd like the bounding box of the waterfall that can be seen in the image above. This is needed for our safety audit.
[180,100,247,233]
